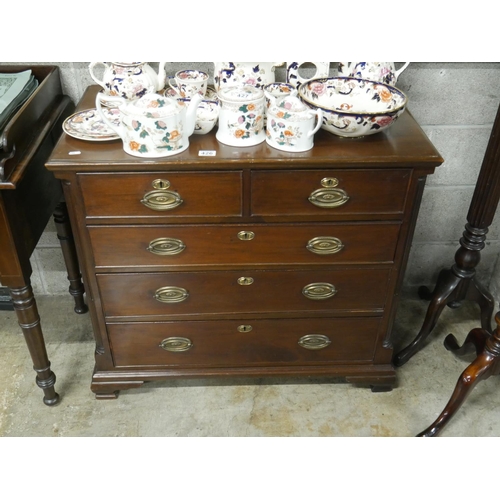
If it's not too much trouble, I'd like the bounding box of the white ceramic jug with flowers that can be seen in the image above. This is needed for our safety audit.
[96,92,202,158]
[89,62,167,101]
[337,62,410,86]
[266,93,323,152]
[213,62,284,91]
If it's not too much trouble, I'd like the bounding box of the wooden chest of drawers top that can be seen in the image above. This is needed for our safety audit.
[46,86,443,175]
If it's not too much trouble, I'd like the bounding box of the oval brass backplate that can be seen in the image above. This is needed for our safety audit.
[298,334,331,350]
[141,190,183,211]
[308,188,349,208]
[306,236,344,255]
[147,237,186,256]
[159,337,193,352]
[302,283,337,300]
[154,286,189,303]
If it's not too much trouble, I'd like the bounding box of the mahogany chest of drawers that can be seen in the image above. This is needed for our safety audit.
[46,86,443,399]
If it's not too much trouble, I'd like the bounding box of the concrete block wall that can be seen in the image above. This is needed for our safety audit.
[8,62,500,301]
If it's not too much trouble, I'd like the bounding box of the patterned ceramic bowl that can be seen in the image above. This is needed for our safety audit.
[193,99,220,135]
[298,77,407,138]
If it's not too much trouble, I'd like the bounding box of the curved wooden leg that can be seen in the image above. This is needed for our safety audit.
[467,279,495,333]
[393,269,461,367]
[444,327,489,357]
[417,350,496,437]
[10,285,59,406]
[53,202,88,314]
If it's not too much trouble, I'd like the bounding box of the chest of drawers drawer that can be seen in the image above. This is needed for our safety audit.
[97,268,390,319]
[88,222,400,269]
[251,169,411,218]
[78,171,243,219]
[107,316,383,368]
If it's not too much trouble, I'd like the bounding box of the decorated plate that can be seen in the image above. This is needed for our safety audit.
[62,108,121,141]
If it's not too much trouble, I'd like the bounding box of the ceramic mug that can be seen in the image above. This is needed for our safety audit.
[169,69,208,98]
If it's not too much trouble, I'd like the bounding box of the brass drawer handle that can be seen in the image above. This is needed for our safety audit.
[307,236,344,255]
[238,230,255,241]
[308,187,349,208]
[159,337,193,352]
[302,282,337,300]
[298,334,331,350]
[141,190,183,211]
[238,277,254,286]
[147,237,186,256]
[154,286,189,303]
[237,325,253,333]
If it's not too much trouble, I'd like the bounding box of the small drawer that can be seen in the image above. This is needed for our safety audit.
[107,316,382,368]
[97,268,391,319]
[78,171,243,219]
[89,222,400,269]
[251,169,410,218]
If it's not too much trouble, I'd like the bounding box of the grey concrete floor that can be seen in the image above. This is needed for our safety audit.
[1,292,499,437]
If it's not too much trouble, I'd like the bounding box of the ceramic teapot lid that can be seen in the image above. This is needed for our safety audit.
[122,93,182,117]
[218,85,264,102]
[268,94,315,121]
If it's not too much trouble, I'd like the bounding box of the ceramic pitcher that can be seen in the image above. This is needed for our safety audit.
[337,62,410,86]
[96,92,202,158]
[89,62,167,101]
[213,62,284,91]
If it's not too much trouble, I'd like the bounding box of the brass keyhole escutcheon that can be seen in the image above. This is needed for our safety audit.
[321,177,339,188]
[152,179,171,190]
[238,230,255,241]
[237,325,253,333]
[238,277,254,286]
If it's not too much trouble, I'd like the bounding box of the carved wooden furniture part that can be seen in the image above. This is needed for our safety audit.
[45,86,443,400]
[0,66,87,405]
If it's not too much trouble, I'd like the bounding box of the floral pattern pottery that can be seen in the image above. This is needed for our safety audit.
[89,62,167,101]
[337,62,410,86]
[169,69,209,98]
[62,107,121,141]
[265,94,322,152]
[263,82,297,108]
[192,99,219,135]
[216,85,265,147]
[286,62,330,89]
[213,62,284,91]
[298,77,407,138]
[96,92,202,157]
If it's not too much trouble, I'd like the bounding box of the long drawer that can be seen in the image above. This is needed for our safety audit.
[97,268,391,319]
[107,316,383,368]
[251,169,410,217]
[78,171,243,218]
[88,222,400,269]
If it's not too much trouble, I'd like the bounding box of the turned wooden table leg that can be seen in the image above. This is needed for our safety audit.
[417,313,500,437]
[53,201,88,314]
[10,285,59,406]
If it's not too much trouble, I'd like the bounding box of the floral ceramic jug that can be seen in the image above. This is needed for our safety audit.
[265,93,323,152]
[337,62,410,86]
[95,92,202,157]
[216,85,266,147]
[89,62,167,101]
[213,62,284,91]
